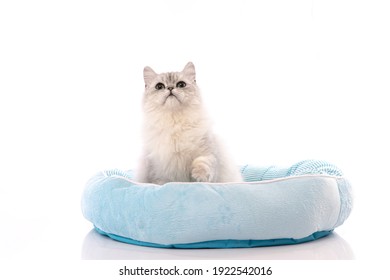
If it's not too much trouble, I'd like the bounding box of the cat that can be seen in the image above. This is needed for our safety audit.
[135,62,242,184]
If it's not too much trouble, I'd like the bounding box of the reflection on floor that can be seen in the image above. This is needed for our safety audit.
[82,229,354,260]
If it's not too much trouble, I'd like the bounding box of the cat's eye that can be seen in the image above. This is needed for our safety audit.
[176,81,186,88]
[155,83,165,90]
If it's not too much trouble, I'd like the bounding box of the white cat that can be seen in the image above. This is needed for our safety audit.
[135,62,242,184]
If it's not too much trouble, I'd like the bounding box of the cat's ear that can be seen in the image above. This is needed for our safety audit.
[182,62,196,82]
[143,66,157,87]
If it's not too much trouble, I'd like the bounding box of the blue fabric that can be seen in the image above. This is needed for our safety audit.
[94,227,333,248]
[240,159,343,181]
[81,160,352,248]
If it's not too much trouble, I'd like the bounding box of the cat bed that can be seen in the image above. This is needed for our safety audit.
[81,160,352,248]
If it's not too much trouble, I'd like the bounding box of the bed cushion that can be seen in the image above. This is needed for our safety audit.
[81,160,352,248]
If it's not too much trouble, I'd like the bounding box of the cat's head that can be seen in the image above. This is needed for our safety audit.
[143,62,200,111]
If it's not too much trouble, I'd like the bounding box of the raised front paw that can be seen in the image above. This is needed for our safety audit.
[191,156,216,182]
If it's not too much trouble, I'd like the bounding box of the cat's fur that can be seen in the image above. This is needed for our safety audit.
[135,62,242,184]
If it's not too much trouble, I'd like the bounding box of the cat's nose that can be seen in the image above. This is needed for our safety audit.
[167,86,174,91]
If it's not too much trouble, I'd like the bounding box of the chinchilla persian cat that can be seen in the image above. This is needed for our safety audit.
[136,62,242,184]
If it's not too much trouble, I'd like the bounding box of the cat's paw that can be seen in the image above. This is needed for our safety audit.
[191,163,211,182]
[191,156,216,182]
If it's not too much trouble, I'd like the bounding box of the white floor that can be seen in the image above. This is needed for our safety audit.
[81,229,354,260]
[0,169,382,261]
[0,206,356,261]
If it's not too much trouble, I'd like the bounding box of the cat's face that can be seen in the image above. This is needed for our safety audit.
[143,62,200,111]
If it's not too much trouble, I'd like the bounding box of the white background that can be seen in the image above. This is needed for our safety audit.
[1,0,389,278]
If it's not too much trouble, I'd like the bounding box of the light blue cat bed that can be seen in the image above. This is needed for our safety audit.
[81,160,352,248]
